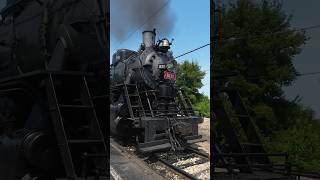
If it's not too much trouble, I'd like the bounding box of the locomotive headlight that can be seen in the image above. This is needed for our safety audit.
[158,64,166,69]
[166,63,174,71]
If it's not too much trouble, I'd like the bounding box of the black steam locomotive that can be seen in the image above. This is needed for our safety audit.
[0,0,109,179]
[110,29,203,153]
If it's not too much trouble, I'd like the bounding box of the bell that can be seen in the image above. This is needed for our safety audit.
[161,39,171,47]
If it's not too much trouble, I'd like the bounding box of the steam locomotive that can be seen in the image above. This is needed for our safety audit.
[0,0,109,179]
[110,29,203,153]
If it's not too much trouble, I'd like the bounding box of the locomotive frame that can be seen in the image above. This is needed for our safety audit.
[110,30,204,153]
[111,82,203,152]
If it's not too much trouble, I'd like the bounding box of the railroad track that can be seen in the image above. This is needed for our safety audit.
[290,170,320,180]
[272,166,320,179]
[151,147,210,180]
[111,137,210,179]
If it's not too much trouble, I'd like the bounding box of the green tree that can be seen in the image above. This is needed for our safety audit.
[194,95,210,118]
[263,105,320,171]
[176,60,206,104]
[215,0,307,133]
[214,0,320,171]
[176,60,210,117]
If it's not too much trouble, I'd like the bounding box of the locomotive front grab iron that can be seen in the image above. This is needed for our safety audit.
[110,29,203,153]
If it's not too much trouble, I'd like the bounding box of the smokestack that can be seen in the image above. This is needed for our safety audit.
[142,29,156,48]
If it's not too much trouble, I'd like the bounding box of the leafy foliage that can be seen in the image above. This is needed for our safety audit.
[176,60,209,117]
[215,0,320,171]
[176,60,206,103]
[264,106,320,172]
[193,95,210,118]
[215,0,307,133]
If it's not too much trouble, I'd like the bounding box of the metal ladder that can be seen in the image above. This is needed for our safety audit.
[45,73,108,179]
[224,89,270,164]
[213,92,253,173]
[141,89,155,117]
[123,84,145,119]
[214,89,271,173]
[177,90,195,116]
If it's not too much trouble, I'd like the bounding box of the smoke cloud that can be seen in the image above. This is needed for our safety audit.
[111,0,176,41]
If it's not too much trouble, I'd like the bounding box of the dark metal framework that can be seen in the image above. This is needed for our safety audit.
[212,77,294,179]
[211,1,293,178]
[0,71,109,179]
[0,0,110,179]
[111,83,203,153]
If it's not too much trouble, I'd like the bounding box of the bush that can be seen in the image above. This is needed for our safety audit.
[193,95,210,118]
[263,106,320,172]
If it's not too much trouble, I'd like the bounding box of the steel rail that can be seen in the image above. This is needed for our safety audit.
[186,147,210,159]
[293,171,320,179]
[156,156,199,180]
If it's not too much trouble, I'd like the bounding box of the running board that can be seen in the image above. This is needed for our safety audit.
[137,135,204,153]
[185,135,205,144]
[138,139,171,153]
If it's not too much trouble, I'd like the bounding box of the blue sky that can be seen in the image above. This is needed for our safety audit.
[110,0,210,98]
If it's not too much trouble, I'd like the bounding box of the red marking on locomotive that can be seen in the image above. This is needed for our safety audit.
[164,71,176,81]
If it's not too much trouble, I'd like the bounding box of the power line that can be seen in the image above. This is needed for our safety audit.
[113,1,320,60]
[300,24,320,31]
[221,23,320,43]
[175,23,320,65]
[114,0,171,50]
[175,43,210,59]
[212,71,320,82]
[298,71,320,77]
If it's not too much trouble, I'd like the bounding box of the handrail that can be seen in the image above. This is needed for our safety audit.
[213,152,291,175]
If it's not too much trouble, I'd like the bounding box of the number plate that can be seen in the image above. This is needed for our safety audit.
[164,71,176,80]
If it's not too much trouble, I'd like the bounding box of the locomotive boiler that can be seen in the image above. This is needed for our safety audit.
[0,0,109,179]
[110,29,203,153]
